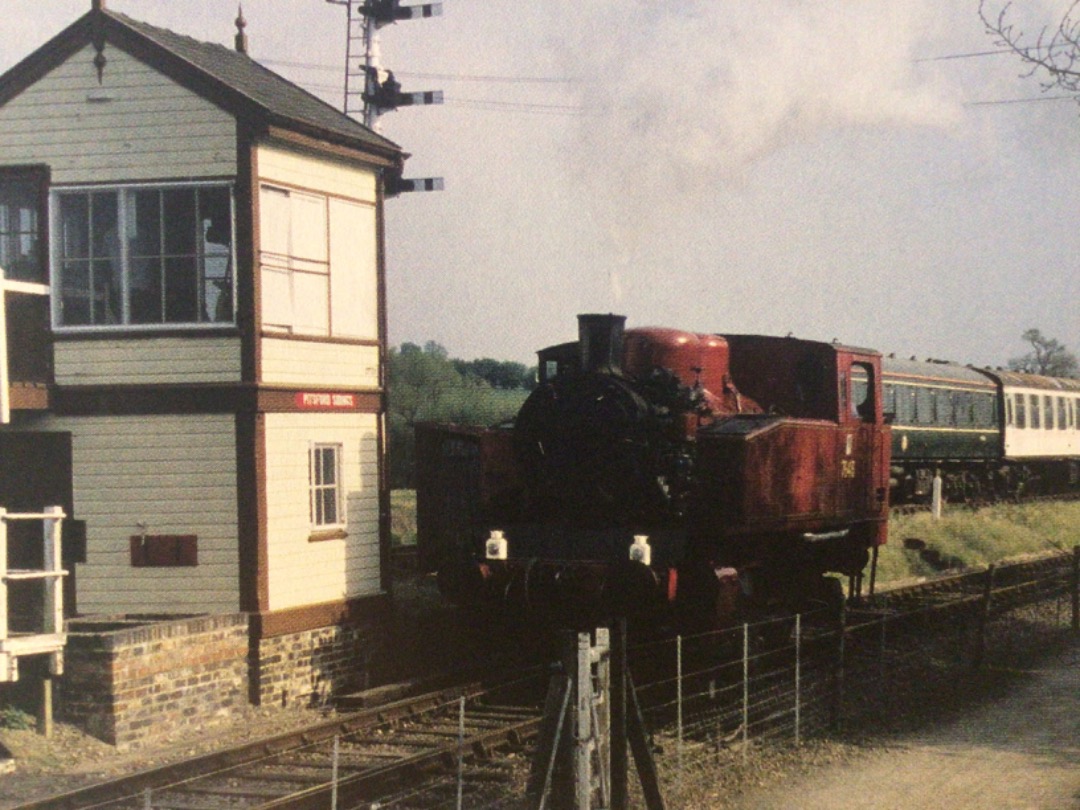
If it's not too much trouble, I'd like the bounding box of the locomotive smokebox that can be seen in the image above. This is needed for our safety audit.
[578,313,626,374]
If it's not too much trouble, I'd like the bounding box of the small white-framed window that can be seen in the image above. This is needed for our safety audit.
[309,443,344,528]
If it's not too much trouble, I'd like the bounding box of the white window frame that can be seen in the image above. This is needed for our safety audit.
[309,442,345,530]
[50,181,236,331]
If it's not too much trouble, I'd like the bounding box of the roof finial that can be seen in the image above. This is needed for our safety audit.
[92,0,106,10]
[235,5,248,54]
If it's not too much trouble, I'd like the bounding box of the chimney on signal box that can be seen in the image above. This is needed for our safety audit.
[92,0,106,9]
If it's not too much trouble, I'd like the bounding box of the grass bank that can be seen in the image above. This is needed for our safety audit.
[876,501,1080,585]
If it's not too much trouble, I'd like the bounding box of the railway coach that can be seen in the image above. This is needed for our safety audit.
[882,357,1080,502]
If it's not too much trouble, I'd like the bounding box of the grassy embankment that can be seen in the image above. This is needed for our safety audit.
[876,501,1080,584]
[390,490,1079,586]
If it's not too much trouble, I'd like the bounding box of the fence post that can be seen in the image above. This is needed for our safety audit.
[610,620,628,810]
[330,735,340,810]
[794,614,801,746]
[575,632,593,810]
[457,697,465,810]
[742,623,749,762]
[1072,546,1079,635]
[975,564,995,670]
[676,634,683,775]
[831,600,846,732]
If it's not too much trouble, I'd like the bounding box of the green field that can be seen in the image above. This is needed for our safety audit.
[391,490,1079,583]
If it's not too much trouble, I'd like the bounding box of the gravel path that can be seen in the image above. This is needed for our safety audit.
[727,638,1080,810]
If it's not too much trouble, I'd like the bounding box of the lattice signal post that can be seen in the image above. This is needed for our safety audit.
[326,0,445,194]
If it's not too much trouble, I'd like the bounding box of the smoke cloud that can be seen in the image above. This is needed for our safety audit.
[551,1,962,194]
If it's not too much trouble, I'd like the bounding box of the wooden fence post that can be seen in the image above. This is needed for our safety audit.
[1071,546,1079,635]
[831,600,847,732]
[975,564,995,670]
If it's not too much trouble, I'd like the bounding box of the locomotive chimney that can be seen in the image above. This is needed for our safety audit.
[578,313,626,374]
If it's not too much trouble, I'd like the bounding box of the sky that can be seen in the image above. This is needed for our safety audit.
[2,0,1079,368]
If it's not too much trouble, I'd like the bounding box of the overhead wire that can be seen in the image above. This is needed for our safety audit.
[263,42,1080,116]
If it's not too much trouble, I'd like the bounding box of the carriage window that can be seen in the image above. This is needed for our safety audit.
[1042,395,1053,430]
[1004,394,1013,427]
[1015,394,1027,428]
[975,393,997,428]
[915,387,934,425]
[1030,395,1041,429]
[1057,397,1067,430]
[882,383,897,423]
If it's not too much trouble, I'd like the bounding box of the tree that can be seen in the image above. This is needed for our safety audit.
[386,343,530,487]
[980,1,1080,93]
[452,357,537,390]
[1008,328,1079,377]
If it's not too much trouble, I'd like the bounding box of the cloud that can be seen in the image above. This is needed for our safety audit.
[551,1,963,193]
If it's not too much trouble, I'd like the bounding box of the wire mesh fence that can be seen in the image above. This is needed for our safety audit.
[280,554,1080,809]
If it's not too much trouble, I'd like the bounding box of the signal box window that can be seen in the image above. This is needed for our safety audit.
[53,184,233,328]
[310,443,344,530]
[0,168,47,284]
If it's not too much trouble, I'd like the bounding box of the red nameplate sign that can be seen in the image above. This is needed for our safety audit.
[295,392,358,409]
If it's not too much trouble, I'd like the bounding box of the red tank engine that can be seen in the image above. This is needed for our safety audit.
[415,314,890,628]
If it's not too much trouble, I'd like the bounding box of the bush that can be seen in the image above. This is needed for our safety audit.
[0,704,35,730]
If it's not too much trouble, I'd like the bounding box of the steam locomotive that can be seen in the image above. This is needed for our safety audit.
[415,314,891,627]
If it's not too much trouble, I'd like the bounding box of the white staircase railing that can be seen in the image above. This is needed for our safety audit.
[0,505,67,682]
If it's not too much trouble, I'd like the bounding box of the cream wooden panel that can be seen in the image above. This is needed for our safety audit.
[0,45,235,183]
[329,199,378,339]
[256,142,377,202]
[7,414,240,615]
[260,338,379,388]
[54,337,242,385]
[263,412,382,611]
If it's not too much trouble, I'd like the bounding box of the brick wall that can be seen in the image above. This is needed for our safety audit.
[61,613,249,749]
[251,620,377,707]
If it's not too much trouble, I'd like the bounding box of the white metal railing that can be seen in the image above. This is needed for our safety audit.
[0,505,67,682]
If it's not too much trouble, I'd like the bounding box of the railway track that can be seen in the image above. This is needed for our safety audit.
[10,550,1076,810]
[11,682,544,810]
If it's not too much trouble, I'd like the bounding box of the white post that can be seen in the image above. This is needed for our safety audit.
[44,507,63,634]
[932,472,943,520]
